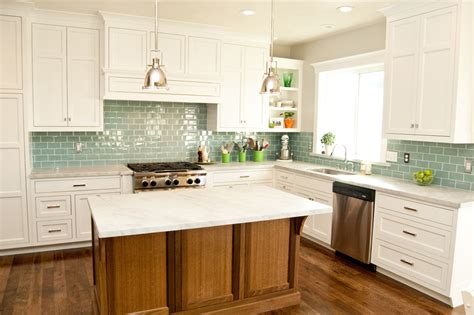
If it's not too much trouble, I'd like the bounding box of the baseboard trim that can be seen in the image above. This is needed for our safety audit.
[301,234,334,252]
[376,267,458,307]
[0,241,91,256]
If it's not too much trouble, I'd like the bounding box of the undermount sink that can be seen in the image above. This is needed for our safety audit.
[309,168,356,176]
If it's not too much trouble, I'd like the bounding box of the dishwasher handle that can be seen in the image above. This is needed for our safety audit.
[333,181,375,202]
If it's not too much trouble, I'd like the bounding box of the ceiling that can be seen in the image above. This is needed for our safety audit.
[17,0,398,45]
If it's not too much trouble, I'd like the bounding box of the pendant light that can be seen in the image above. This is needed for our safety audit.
[260,0,280,95]
[143,0,168,90]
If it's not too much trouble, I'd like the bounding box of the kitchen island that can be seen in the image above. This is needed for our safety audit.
[88,185,331,315]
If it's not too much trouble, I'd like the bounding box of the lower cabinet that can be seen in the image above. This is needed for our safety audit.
[372,192,472,307]
[275,170,333,246]
[209,168,274,189]
[30,176,131,246]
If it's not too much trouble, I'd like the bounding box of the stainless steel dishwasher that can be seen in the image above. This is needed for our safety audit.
[331,182,376,264]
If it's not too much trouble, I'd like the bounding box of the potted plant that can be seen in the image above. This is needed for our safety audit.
[320,132,336,155]
[280,112,295,128]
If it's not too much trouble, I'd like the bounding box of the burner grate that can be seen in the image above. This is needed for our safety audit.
[127,162,203,173]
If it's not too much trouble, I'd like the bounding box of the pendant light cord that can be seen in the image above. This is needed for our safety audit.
[270,0,274,62]
[155,0,159,51]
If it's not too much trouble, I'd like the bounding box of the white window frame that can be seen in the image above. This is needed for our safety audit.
[311,50,386,162]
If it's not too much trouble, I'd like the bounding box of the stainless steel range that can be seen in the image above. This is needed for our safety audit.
[127,162,207,192]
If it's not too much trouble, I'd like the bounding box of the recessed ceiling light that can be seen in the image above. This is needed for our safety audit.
[337,5,354,13]
[321,24,336,30]
[241,9,255,16]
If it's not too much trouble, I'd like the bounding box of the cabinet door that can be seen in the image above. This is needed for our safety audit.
[415,7,457,137]
[75,192,119,240]
[32,24,68,127]
[67,28,100,127]
[242,47,266,129]
[308,193,333,245]
[384,17,419,135]
[0,94,29,248]
[219,44,243,129]
[0,15,22,90]
[150,32,186,76]
[188,36,220,77]
[108,27,147,70]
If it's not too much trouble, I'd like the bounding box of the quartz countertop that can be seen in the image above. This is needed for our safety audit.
[29,165,133,179]
[203,162,474,209]
[89,185,331,238]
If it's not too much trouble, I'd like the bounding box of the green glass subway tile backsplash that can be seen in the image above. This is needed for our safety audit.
[289,132,474,191]
[30,100,283,168]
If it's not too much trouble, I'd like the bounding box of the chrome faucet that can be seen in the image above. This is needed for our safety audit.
[330,144,354,172]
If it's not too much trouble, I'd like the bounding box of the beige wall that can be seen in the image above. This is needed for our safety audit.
[290,22,386,132]
[273,44,292,58]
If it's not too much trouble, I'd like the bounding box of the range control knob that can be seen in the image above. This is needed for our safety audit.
[186,178,194,185]
[141,179,149,187]
[173,179,180,186]
[150,178,157,187]
[165,178,172,186]
[194,178,201,184]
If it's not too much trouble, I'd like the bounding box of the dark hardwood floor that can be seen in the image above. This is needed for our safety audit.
[0,240,464,315]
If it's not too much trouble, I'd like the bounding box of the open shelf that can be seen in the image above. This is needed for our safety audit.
[269,107,297,112]
[280,87,299,92]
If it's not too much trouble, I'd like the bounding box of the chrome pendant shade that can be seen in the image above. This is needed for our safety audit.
[143,57,167,90]
[143,0,168,90]
[260,0,280,95]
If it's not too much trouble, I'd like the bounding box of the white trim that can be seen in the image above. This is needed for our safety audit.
[0,241,91,256]
[311,50,386,163]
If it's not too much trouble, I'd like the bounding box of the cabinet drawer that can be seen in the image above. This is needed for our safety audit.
[374,211,452,259]
[35,177,121,193]
[275,170,294,183]
[376,193,454,226]
[37,220,73,242]
[275,183,294,193]
[372,240,448,291]
[294,175,332,194]
[213,183,248,189]
[35,195,71,218]
[213,170,273,184]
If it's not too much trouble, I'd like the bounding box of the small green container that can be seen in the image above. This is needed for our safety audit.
[221,153,230,163]
[253,151,264,162]
[238,151,246,163]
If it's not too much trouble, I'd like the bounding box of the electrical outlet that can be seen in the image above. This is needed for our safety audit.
[465,159,472,174]
[403,153,410,163]
[308,143,312,152]
[75,142,83,153]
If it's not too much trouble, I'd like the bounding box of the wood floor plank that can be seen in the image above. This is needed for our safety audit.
[0,241,464,315]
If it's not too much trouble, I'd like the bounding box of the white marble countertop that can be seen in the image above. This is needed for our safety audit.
[29,165,133,179]
[203,162,474,209]
[89,185,331,238]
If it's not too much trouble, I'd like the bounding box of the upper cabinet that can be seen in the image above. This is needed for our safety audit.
[207,43,267,131]
[0,15,22,90]
[101,13,224,104]
[382,2,473,143]
[31,23,101,131]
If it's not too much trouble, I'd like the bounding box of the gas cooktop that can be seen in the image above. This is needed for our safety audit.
[127,162,207,191]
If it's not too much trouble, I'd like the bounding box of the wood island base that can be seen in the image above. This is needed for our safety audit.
[92,217,307,314]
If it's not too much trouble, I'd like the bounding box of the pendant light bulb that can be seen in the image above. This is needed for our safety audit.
[143,0,168,90]
[260,0,280,95]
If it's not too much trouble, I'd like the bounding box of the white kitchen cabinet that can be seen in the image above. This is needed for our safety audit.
[29,175,132,246]
[382,2,473,143]
[0,94,29,249]
[210,168,274,188]
[188,36,220,78]
[75,192,119,240]
[275,170,333,247]
[207,44,267,131]
[150,32,186,76]
[372,192,473,307]
[0,15,22,90]
[109,27,147,70]
[32,24,101,131]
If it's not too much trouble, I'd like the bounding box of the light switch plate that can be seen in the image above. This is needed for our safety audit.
[465,159,472,174]
[386,151,398,162]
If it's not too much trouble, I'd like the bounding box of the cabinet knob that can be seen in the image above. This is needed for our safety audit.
[64,118,67,121]
[415,123,419,128]
[410,123,415,128]
[68,117,71,121]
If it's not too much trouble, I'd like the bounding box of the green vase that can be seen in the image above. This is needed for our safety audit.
[253,151,264,162]
[283,72,293,87]
[238,151,246,163]
[221,153,230,163]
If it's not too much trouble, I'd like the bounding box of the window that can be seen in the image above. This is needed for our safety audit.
[312,51,386,162]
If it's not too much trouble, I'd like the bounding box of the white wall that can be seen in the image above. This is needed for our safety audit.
[290,22,386,131]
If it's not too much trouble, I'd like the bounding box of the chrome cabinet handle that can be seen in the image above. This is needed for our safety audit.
[240,175,250,178]
[68,117,71,121]
[46,205,61,209]
[73,184,86,187]
[281,176,288,180]
[410,123,415,128]
[48,229,62,233]
[64,117,67,121]
[403,206,418,212]
[402,230,417,237]
[400,259,414,266]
